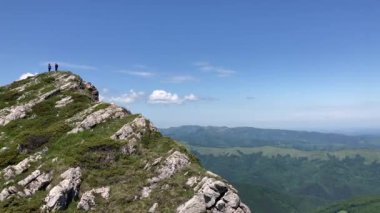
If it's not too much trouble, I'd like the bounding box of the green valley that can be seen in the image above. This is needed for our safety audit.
[162,126,380,212]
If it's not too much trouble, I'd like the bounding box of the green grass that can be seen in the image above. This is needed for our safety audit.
[0,71,210,212]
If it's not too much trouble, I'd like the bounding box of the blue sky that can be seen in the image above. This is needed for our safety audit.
[1,0,380,132]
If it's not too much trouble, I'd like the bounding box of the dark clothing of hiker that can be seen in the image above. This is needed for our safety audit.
[55,63,58,71]
[48,64,52,72]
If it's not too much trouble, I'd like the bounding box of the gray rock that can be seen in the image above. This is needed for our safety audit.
[18,170,52,197]
[68,105,130,134]
[0,88,60,126]
[186,176,201,188]
[222,191,240,209]
[0,186,18,201]
[177,177,251,213]
[0,147,8,153]
[41,167,82,211]
[55,96,73,108]
[111,115,157,141]
[153,151,190,182]
[177,195,207,213]
[142,151,190,198]
[77,186,110,211]
[1,151,43,180]
[141,186,153,199]
[148,203,158,213]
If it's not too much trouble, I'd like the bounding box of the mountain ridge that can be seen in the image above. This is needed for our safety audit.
[0,71,251,212]
[161,125,379,150]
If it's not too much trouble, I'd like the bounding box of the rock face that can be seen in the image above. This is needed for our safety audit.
[17,169,53,197]
[0,169,52,201]
[177,177,251,213]
[1,151,43,180]
[142,151,191,198]
[111,115,157,141]
[0,186,18,201]
[0,89,59,126]
[83,82,99,102]
[68,105,130,134]
[41,167,82,211]
[55,96,73,108]
[77,187,110,211]
[111,115,158,155]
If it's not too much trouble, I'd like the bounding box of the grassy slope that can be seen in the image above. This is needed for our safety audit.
[0,72,205,212]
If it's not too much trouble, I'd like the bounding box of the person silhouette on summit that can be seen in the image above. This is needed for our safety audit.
[54,63,59,71]
[48,63,52,72]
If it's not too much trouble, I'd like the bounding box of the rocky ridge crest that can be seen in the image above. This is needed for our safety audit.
[0,71,251,212]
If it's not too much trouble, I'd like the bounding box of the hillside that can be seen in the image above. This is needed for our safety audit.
[162,126,380,212]
[162,126,378,150]
[0,71,251,212]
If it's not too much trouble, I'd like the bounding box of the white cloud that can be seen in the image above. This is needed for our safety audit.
[194,62,236,77]
[19,72,38,80]
[41,61,97,70]
[184,94,198,101]
[148,90,198,104]
[102,88,109,93]
[119,70,155,78]
[165,75,197,83]
[108,90,145,104]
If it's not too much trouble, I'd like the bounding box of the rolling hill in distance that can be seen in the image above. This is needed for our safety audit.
[162,126,380,212]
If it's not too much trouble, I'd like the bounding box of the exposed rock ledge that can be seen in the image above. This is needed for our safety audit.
[0,89,59,126]
[111,115,157,141]
[141,150,190,198]
[77,187,110,211]
[177,177,251,213]
[41,167,82,212]
[68,105,130,134]
[1,151,43,180]
[0,169,52,201]
[55,96,73,108]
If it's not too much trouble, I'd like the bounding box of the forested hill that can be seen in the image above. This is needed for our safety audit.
[162,125,380,212]
[162,125,380,150]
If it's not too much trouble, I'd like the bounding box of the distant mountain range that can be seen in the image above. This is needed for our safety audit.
[162,125,380,150]
[162,126,380,212]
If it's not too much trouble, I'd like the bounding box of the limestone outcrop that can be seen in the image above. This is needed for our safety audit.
[1,151,43,180]
[55,96,73,108]
[177,177,251,213]
[142,150,190,198]
[77,186,110,211]
[0,89,59,126]
[0,169,52,201]
[68,105,130,134]
[41,167,82,211]
[111,115,157,141]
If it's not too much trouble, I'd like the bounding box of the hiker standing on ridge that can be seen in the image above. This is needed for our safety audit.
[55,63,59,71]
[48,63,52,72]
